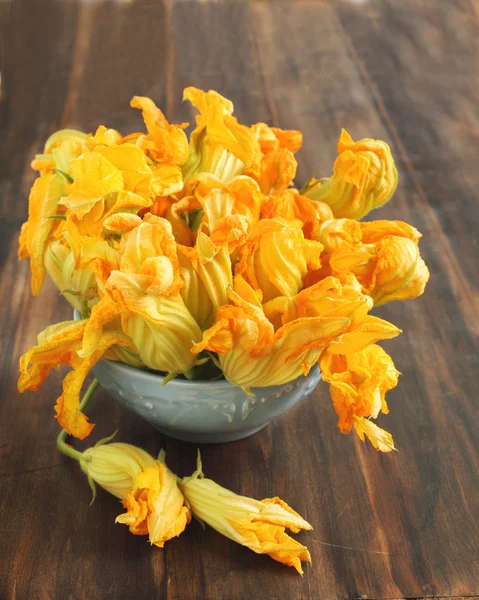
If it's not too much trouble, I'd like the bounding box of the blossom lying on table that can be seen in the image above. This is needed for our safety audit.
[81,441,191,547]
[61,428,311,573]
[179,452,313,575]
[18,87,429,450]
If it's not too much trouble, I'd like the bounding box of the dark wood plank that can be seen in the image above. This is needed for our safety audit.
[0,1,478,599]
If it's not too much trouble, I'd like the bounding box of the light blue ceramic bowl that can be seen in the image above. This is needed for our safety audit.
[91,358,321,444]
[76,309,321,443]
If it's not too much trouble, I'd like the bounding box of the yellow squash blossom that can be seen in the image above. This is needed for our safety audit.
[18,320,136,439]
[78,442,191,546]
[235,217,323,303]
[192,276,399,389]
[263,275,401,352]
[179,453,312,574]
[80,442,157,499]
[179,232,233,311]
[177,245,213,328]
[185,173,263,233]
[18,172,66,295]
[182,87,261,183]
[80,215,203,375]
[320,344,399,451]
[45,240,98,313]
[59,144,171,230]
[360,219,422,243]
[44,218,121,312]
[304,129,398,220]
[329,223,429,306]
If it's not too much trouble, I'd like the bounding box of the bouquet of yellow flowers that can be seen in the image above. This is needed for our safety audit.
[17,87,429,573]
[18,87,428,452]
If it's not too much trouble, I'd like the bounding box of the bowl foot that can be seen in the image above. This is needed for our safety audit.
[153,423,270,444]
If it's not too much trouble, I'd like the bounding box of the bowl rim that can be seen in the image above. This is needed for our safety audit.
[73,309,237,389]
[96,354,241,389]
[76,309,320,390]
[95,356,320,391]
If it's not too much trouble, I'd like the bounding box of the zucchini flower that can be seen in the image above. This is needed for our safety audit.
[18,320,136,439]
[182,87,261,184]
[80,441,157,499]
[263,275,401,353]
[329,221,429,306]
[44,240,98,313]
[147,195,194,246]
[235,217,323,303]
[94,141,182,204]
[179,232,233,311]
[80,214,203,375]
[58,134,181,229]
[193,276,399,389]
[179,453,312,574]
[320,344,400,452]
[44,219,121,313]
[304,129,398,220]
[67,438,191,547]
[87,125,122,148]
[178,247,213,328]
[185,173,263,233]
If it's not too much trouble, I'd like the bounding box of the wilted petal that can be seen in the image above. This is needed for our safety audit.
[320,344,399,450]
[18,320,135,439]
[353,418,396,452]
[130,96,189,165]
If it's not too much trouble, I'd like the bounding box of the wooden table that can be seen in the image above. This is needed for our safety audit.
[1,1,478,598]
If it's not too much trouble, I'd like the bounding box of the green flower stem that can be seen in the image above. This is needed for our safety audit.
[56,379,100,462]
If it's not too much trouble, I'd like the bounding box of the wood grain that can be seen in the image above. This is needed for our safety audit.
[0,1,478,599]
